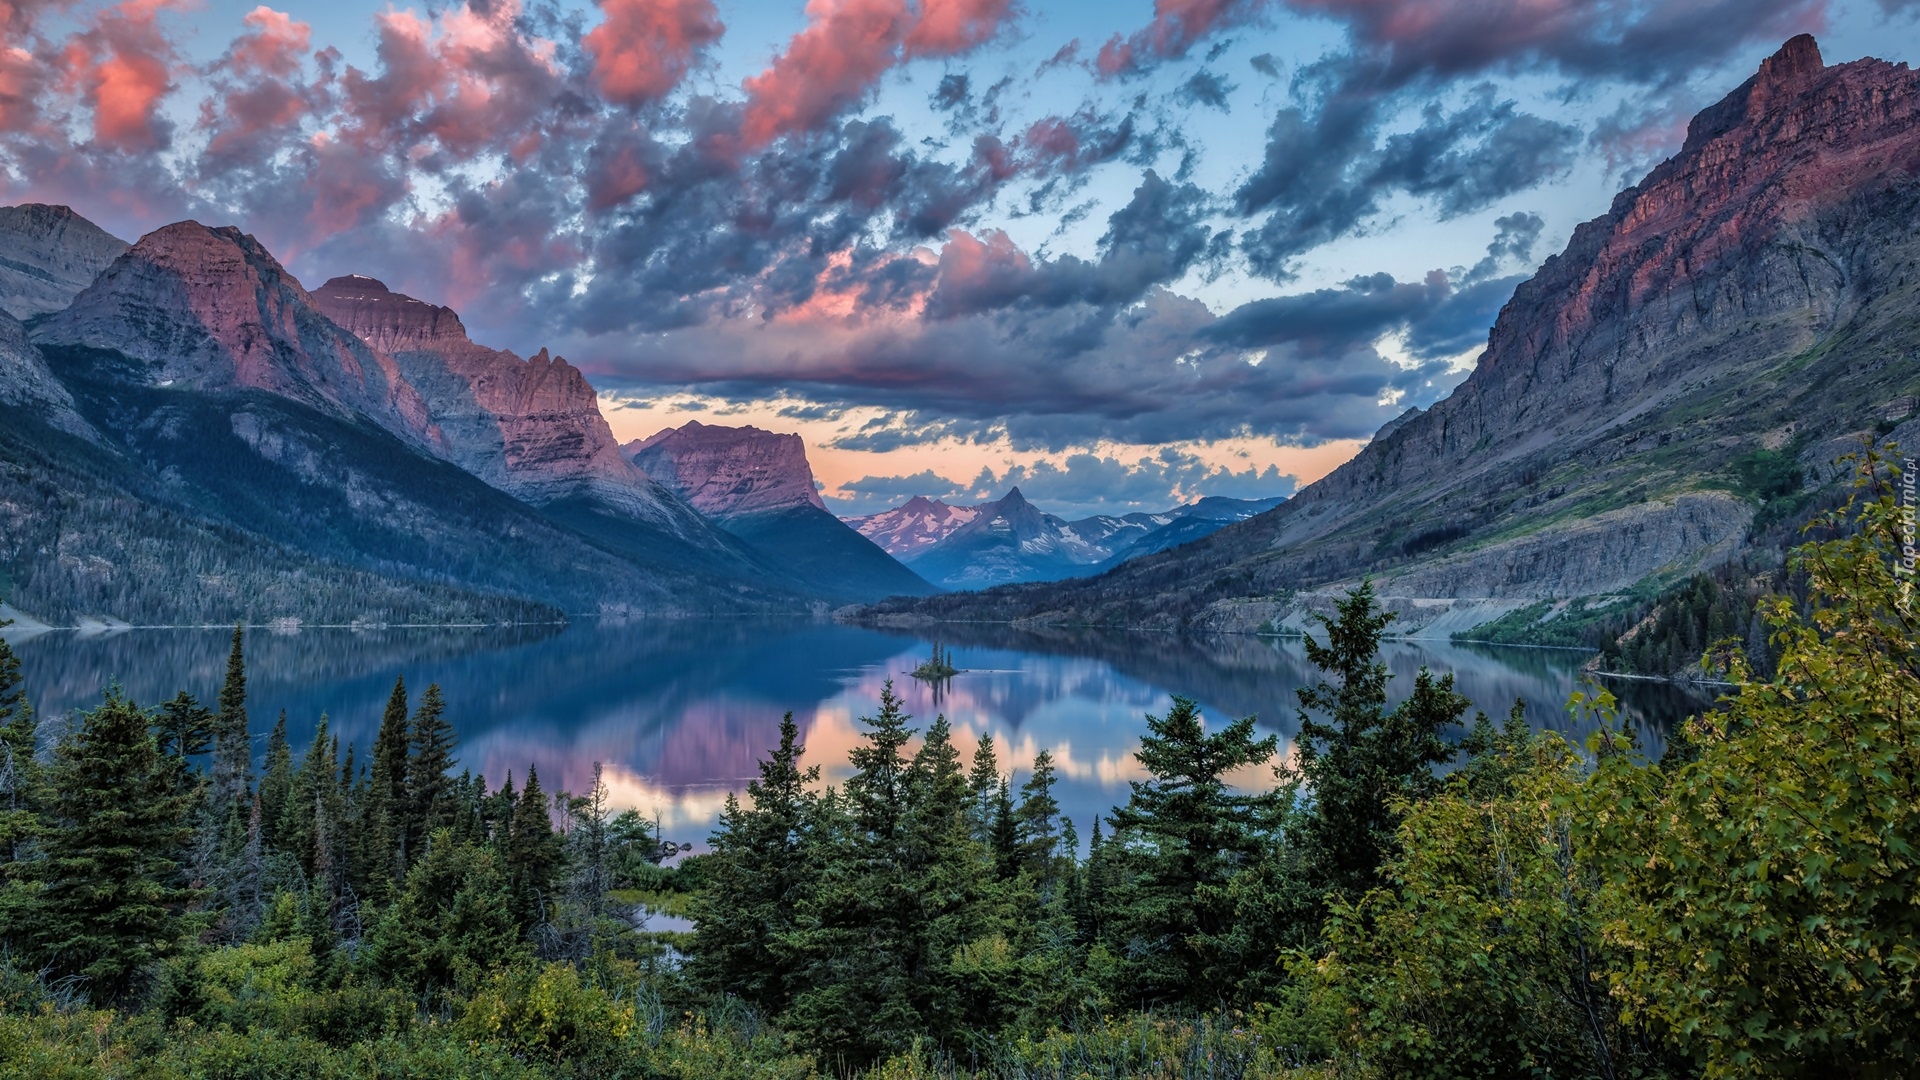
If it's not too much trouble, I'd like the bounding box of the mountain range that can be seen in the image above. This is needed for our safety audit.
[0,212,927,624]
[845,489,1285,589]
[856,36,1920,636]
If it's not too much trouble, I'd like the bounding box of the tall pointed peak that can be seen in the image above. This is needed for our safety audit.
[1000,486,1027,505]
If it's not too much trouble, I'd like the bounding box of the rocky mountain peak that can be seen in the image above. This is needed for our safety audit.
[32,220,443,450]
[311,274,470,353]
[310,276,686,523]
[628,421,827,518]
[0,202,130,319]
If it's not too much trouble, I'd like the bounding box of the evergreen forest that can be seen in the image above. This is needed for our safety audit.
[0,457,1915,1078]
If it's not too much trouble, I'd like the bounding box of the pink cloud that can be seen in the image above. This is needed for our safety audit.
[739,0,1017,150]
[584,0,724,107]
[904,0,1015,57]
[227,6,310,77]
[740,0,910,149]
[58,0,184,151]
[1097,0,1269,77]
[200,7,316,164]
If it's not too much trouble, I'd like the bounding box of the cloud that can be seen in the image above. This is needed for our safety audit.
[827,449,1298,518]
[1283,0,1824,87]
[737,0,1016,150]
[1176,69,1235,108]
[1096,0,1273,78]
[59,0,186,151]
[1234,64,1576,279]
[585,0,724,107]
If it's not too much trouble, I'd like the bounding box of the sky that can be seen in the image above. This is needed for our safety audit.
[2,0,1915,519]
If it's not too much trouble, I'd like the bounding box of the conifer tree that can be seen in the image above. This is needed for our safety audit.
[408,683,458,851]
[1016,749,1062,883]
[1103,696,1282,1007]
[1292,581,1472,906]
[154,691,213,774]
[966,733,1001,844]
[208,625,251,811]
[19,689,196,1000]
[845,679,914,842]
[257,711,293,851]
[689,712,819,1013]
[368,676,411,888]
[989,777,1019,879]
[505,764,560,930]
[0,635,39,868]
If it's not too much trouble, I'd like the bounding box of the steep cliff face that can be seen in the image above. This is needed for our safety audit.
[33,223,444,452]
[0,204,128,319]
[628,421,828,517]
[860,36,1920,629]
[632,421,936,601]
[309,276,686,526]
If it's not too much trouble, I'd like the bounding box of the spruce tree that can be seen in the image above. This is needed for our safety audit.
[1292,581,1471,906]
[1103,695,1282,1007]
[0,635,39,867]
[1016,749,1062,882]
[966,733,1000,845]
[257,711,293,852]
[407,683,458,852]
[20,689,196,1000]
[368,676,411,888]
[505,764,560,930]
[208,625,252,811]
[689,711,821,1013]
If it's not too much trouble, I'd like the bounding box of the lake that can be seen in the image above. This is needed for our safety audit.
[3,619,1707,853]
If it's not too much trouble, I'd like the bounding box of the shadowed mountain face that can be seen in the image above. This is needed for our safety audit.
[857,35,1920,631]
[0,204,128,320]
[1,213,820,622]
[631,421,938,602]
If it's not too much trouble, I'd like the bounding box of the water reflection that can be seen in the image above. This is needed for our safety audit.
[6,619,1706,852]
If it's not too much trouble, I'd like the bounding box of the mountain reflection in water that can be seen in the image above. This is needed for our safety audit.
[6,619,1706,853]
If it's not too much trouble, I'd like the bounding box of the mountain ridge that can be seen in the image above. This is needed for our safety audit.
[851,35,1920,631]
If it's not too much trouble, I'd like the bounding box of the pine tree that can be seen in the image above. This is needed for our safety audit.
[1103,695,1282,1007]
[208,625,252,812]
[368,676,411,889]
[257,711,293,852]
[989,777,1019,880]
[154,691,213,762]
[505,764,560,930]
[1016,749,1062,883]
[407,683,458,853]
[846,679,915,842]
[1292,581,1471,907]
[0,638,38,868]
[689,711,821,1014]
[966,733,1000,844]
[18,689,196,1000]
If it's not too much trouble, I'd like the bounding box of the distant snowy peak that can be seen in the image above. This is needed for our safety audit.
[848,488,1289,590]
[844,495,981,556]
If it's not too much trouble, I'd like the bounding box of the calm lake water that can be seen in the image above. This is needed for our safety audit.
[3,619,1707,853]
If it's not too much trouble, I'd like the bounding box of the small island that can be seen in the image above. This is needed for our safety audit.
[909,643,961,681]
